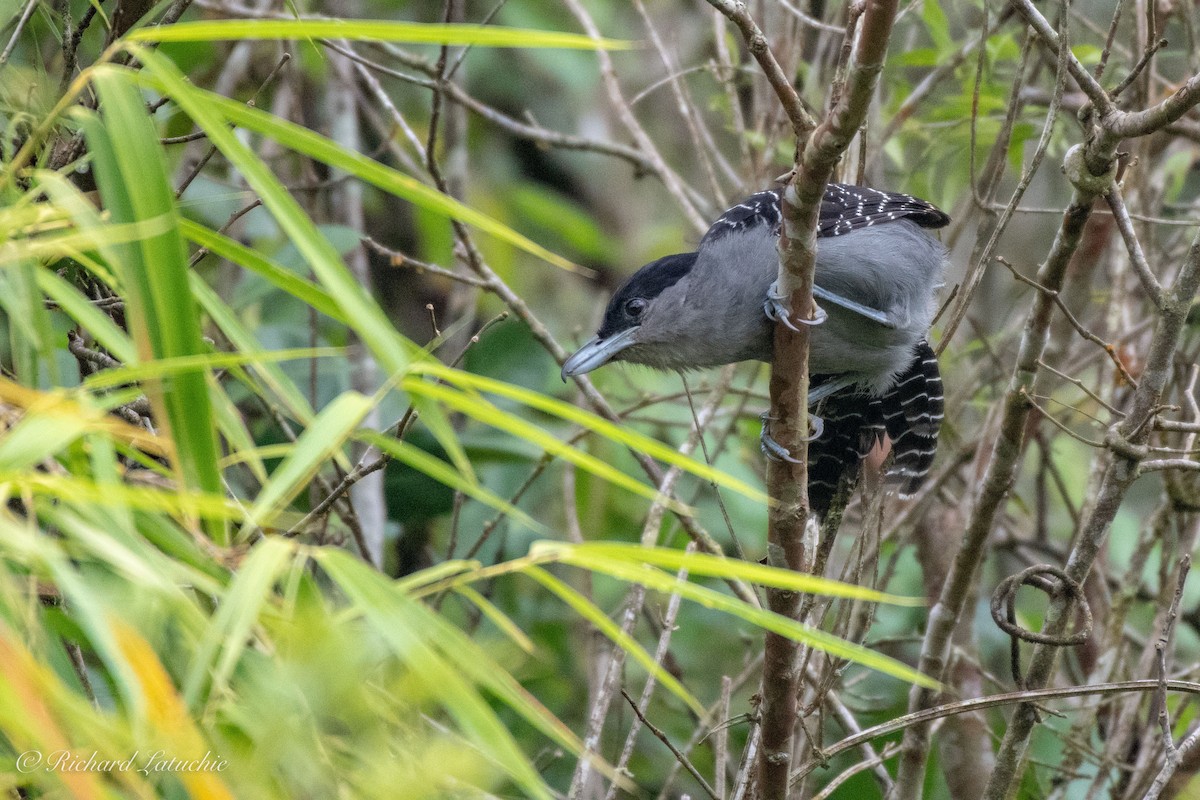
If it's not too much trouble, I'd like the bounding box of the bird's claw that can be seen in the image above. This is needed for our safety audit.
[759,411,825,463]
[763,280,827,331]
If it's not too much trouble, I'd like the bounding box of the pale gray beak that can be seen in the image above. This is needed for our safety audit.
[561,327,639,380]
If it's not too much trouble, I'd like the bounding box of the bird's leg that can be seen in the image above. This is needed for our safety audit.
[759,411,825,463]
[763,279,828,332]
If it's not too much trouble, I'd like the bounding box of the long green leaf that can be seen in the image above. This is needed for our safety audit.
[356,430,544,535]
[183,537,297,707]
[414,363,771,504]
[188,275,316,425]
[84,71,225,541]
[36,269,136,363]
[81,347,344,390]
[131,58,578,273]
[524,566,706,716]
[406,379,690,512]
[126,53,473,477]
[179,219,347,324]
[533,541,927,606]
[545,555,940,689]
[242,391,374,534]
[315,549,553,800]
[127,20,630,50]
[114,56,414,376]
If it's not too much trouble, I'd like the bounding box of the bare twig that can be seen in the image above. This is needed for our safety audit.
[1105,185,1166,308]
[983,171,1200,800]
[562,0,709,232]
[703,0,819,138]
[0,0,38,67]
[622,689,721,800]
[997,255,1138,387]
[794,679,1200,784]
[604,545,695,800]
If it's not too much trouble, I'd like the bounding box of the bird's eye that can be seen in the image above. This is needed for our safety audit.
[624,298,648,318]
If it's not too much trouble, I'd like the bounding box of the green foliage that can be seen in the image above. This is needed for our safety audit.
[0,11,947,798]
[10,1,1193,796]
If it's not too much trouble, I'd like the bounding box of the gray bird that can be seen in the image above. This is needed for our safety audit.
[561,184,949,516]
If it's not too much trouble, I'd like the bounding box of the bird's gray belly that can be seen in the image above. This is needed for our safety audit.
[807,306,919,390]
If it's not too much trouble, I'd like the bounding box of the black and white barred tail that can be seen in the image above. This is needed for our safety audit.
[880,339,943,496]
[806,340,943,516]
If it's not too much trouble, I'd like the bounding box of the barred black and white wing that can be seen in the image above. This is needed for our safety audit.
[879,340,943,496]
[819,184,950,237]
[701,184,949,245]
[701,191,782,244]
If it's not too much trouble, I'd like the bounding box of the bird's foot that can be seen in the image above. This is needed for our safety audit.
[759,411,825,463]
[763,280,828,332]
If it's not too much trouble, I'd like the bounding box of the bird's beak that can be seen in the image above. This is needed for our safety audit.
[561,327,639,381]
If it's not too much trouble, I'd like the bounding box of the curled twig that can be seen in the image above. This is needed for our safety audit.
[990,564,1093,688]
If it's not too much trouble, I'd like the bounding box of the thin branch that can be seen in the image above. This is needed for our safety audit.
[982,171,1200,800]
[1140,459,1200,473]
[622,689,720,800]
[0,0,38,67]
[1105,185,1166,308]
[940,21,1069,350]
[794,679,1200,784]
[996,255,1138,387]
[604,546,696,800]
[1108,37,1168,99]
[562,0,709,232]
[703,0,819,137]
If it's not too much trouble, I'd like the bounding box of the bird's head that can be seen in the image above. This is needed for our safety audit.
[561,252,697,380]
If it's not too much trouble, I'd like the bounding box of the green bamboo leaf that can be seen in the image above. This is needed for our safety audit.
[405,379,690,512]
[411,364,770,504]
[452,585,536,654]
[546,554,939,689]
[0,215,177,267]
[130,55,579,273]
[532,542,926,607]
[84,71,225,542]
[179,219,347,324]
[0,261,60,385]
[394,560,481,593]
[315,548,553,800]
[406,586,628,791]
[242,391,374,534]
[35,269,136,363]
[188,275,316,425]
[43,506,217,598]
[524,566,706,716]
[357,430,544,535]
[127,20,630,50]
[183,537,298,707]
[126,54,476,478]
[81,347,344,390]
[0,409,94,472]
[6,473,254,523]
[209,382,269,485]
[112,57,415,378]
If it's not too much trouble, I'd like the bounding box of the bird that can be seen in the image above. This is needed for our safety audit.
[560,183,949,517]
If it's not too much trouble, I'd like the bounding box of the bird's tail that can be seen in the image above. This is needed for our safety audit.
[880,339,943,497]
[806,340,943,516]
[806,391,881,518]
